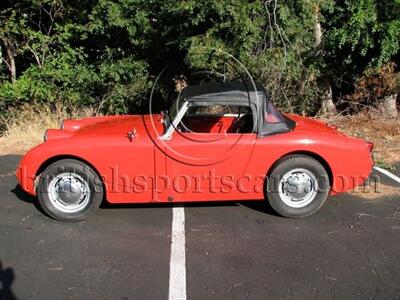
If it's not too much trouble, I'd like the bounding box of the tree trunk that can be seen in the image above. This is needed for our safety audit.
[314,5,322,48]
[380,94,398,118]
[314,4,336,115]
[320,77,337,115]
[5,41,16,83]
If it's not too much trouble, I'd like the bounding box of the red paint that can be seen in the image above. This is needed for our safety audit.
[16,113,374,203]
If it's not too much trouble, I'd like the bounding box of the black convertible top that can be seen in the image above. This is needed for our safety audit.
[181,81,295,136]
[182,81,266,105]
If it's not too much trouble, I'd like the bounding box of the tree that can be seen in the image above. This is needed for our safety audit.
[323,0,400,116]
[0,0,398,117]
[0,8,23,83]
[310,0,337,115]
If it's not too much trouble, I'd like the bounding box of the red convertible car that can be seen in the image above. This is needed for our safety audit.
[16,82,374,221]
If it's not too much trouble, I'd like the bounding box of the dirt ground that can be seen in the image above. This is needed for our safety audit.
[323,113,400,166]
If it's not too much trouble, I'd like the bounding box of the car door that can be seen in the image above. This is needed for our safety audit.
[158,105,259,202]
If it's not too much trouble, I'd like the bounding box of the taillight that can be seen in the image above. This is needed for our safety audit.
[366,141,374,152]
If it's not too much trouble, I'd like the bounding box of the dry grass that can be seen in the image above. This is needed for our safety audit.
[1,105,398,166]
[322,111,400,164]
[350,183,400,200]
[0,105,97,155]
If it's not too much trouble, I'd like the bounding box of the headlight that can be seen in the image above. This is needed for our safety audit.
[43,129,48,142]
[42,129,74,141]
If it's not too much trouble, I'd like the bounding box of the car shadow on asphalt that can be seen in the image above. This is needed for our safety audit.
[11,184,45,215]
[238,200,281,216]
[0,261,18,300]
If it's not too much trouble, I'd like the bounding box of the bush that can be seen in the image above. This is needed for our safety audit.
[343,62,400,112]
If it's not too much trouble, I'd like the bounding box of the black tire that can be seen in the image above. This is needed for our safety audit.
[266,155,331,218]
[37,159,104,221]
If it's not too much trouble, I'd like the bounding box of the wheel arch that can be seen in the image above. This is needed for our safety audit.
[35,155,106,195]
[266,150,333,187]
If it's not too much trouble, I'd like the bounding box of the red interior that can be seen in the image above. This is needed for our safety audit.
[181,116,239,133]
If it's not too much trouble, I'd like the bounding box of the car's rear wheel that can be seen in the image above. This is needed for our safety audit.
[37,159,103,221]
[266,155,330,218]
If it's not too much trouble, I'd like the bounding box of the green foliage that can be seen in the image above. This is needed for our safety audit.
[375,158,395,170]
[323,0,400,90]
[0,0,399,116]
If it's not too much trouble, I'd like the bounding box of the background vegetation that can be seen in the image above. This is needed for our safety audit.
[0,0,399,121]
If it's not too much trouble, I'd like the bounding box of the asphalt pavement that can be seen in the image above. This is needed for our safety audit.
[1,155,399,299]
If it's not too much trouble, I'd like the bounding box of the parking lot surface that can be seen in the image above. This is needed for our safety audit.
[1,155,399,299]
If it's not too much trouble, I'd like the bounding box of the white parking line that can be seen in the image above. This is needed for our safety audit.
[168,206,187,300]
[374,166,400,184]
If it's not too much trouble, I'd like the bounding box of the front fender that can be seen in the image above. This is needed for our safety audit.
[16,135,122,196]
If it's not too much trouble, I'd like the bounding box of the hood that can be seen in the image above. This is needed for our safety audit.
[74,114,164,136]
[45,114,163,141]
[288,115,343,135]
[75,115,147,136]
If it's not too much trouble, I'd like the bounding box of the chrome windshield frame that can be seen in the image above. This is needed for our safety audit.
[160,100,189,140]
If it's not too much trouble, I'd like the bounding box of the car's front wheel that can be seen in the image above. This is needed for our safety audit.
[37,159,104,221]
[266,155,331,218]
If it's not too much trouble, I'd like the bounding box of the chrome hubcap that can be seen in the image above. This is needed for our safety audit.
[279,168,318,208]
[48,173,91,213]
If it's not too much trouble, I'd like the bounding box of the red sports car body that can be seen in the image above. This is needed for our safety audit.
[16,82,374,221]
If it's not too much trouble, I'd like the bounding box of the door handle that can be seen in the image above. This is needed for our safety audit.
[127,129,136,141]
